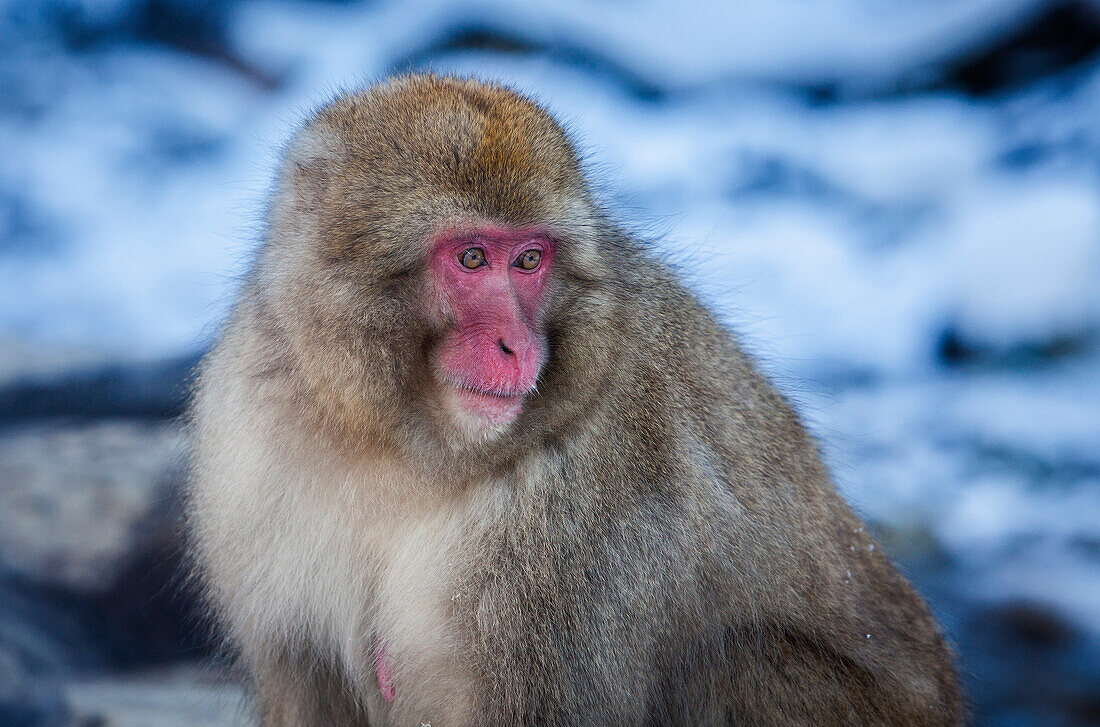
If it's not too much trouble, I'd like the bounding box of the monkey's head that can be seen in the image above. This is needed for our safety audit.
[253,75,620,460]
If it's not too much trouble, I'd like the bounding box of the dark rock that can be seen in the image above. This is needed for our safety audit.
[944,1,1100,96]
[986,601,1077,649]
[394,23,666,102]
[935,325,1096,369]
[0,580,81,727]
[0,422,185,594]
[0,354,200,425]
[64,663,246,727]
[960,599,1100,727]
[0,660,69,727]
[27,0,281,90]
[0,421,211,671]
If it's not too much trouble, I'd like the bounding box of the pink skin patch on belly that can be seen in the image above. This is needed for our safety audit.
[375,642,396,703]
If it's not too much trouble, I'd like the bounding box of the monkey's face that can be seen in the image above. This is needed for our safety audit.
[260,76,617,455]
[428,225,555,436]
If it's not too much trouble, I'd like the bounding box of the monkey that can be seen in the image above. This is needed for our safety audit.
[186,74,964,726]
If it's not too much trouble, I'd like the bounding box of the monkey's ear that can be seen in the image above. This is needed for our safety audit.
[277,122,344,220]
[269,121,369,263]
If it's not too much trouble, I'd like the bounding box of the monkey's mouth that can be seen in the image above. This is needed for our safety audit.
[442,380,529,427]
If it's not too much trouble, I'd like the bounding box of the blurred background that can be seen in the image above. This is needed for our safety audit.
[2,1,1099,725]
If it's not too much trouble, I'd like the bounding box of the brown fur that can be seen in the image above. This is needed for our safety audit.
[187,74,964,726]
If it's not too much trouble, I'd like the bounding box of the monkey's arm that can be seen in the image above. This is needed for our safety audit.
[566,279,965,725]
[652,283,965,725]
[704,470,965,725]
[714,622,955,726]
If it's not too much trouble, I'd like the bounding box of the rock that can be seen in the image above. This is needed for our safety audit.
[0,353,200,424]
[943,1,1100,96]
[0,580,81,727]
[0,419,212,672]
[0,648,70,727]
[0,340,110,388]
[0,421,185,594]
[63,663,247,727]
[960,599,1100,727]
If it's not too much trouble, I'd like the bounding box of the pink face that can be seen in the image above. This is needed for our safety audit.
[430,226,555,430]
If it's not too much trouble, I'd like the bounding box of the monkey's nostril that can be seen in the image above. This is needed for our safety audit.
[498,339,514,356]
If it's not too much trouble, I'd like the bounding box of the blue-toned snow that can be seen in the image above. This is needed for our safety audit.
[2,1,1099,721]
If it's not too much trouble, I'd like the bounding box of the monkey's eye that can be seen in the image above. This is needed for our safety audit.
[515,249,542,271]
[460,248,486,269]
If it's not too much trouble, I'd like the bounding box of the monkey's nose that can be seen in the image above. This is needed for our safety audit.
[490,332,542,391]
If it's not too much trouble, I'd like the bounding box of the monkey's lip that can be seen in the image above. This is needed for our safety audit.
[444,382,529,425]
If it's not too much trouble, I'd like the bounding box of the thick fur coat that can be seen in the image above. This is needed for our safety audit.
[187,75,964,726]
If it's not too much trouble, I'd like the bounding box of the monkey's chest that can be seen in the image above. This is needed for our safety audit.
[358,510,478,726]
[289,476,512,727]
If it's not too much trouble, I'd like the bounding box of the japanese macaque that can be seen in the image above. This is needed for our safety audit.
[187,74,964,726]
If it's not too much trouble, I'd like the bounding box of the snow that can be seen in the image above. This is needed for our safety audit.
[232,0,1051,92]
[5,1,1099,368]
[2,2,1099,710]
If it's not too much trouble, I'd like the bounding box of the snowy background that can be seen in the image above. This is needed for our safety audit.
[2,1,1100,725]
